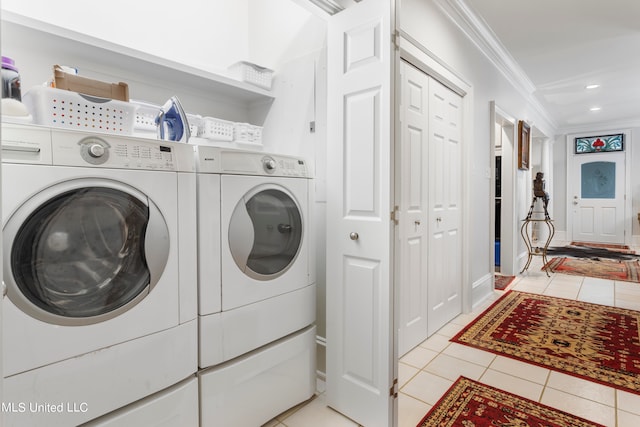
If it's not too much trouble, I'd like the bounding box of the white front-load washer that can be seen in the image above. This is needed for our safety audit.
[81,376,199,427]
[194,146,316,426]
[1,123,198,427]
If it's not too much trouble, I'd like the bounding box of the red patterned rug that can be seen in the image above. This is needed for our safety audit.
[417,376,603,427]
[451,291,640,395]
[544,257,640,283]
[494,274,515,290]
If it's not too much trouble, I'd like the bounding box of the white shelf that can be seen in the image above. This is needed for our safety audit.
[1,10,275,106]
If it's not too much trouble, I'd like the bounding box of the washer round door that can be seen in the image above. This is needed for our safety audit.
[3,183,170,326]
[228,185,303,281]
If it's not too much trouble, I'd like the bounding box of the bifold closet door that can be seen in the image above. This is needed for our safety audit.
[427,77,463,336]
[397,61,429,357]
[397,63,463,349]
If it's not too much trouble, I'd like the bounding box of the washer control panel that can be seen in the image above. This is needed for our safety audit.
[0,123,194,172]
[75,135,176,170]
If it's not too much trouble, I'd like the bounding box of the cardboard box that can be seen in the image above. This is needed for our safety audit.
[52,65,129,102]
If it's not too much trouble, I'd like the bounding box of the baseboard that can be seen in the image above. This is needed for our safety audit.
[516,250,530,272]
[551,230,567,246]
[315,335,326,387]
[471,273,493,311]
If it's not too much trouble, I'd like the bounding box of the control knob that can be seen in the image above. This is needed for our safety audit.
[263,157,276,172]
[88,144,106,158]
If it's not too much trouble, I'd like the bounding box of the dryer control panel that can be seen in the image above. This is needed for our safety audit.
[260,155,308,177]
[222,150,309,178]
[194,145,310,178]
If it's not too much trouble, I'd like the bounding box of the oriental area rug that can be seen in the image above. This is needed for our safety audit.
[451,291,640,395]
[544,257,640,283]
[494,274,515,291]
[416,376,604,427]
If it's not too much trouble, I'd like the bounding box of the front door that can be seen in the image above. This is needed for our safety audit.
[569,134,627,245]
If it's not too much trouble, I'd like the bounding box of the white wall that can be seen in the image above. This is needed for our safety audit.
[0,123,3,422]
[552,135,568,234]
[247,0,327,158]
[632,128,640,241]
[1,1,326,153]
[400,0,555,305]
[1,0,250,74]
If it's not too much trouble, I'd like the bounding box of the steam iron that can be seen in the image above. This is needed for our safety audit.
[155,96,190,143]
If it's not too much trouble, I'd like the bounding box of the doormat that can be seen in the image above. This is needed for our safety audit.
[494,274,515,290]
[547,245,638,261]
[451,291,640,395]
[571,241,632,251]
[544,257,640,283]
[416,376,603,427]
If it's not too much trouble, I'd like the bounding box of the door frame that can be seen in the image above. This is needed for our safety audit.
[489,102,518,276]
[396,32,473,313]
[565,129,632,246]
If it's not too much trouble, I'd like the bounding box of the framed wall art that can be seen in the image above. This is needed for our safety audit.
[518,120,530,170]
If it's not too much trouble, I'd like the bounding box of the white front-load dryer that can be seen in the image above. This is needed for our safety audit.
[221,172,309,310]
[1,123,198,427]
[195,146,316,426]
[195,146,316,366]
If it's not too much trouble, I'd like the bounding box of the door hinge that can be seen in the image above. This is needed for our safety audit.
[390,378,398,398]
[390,205,399,225]
[392,30,400,50]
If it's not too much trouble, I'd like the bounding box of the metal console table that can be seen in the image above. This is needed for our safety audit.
[520,196,555,277]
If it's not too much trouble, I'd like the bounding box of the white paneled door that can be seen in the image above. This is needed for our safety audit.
[397,61,429,356]
[570,149,626,245]
[396,62,463,352]
[325,0,395,426]
[426,77,462,336]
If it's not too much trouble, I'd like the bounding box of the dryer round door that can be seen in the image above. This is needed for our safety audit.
[228,185,303,281]
[3,181,170,326]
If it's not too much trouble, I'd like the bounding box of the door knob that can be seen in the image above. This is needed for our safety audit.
[350,232,359,241]
[573,201,578,205]
[414,220,421,225]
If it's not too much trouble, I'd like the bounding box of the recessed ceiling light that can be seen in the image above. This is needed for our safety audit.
[585,84,600,90]
[590,106,602,112]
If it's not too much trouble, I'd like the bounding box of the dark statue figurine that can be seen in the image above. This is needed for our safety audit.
[527,172,550,219]
[533,172,550,210]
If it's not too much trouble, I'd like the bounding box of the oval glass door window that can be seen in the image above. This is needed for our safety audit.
[10,187,152,323]
[229,188,303,280]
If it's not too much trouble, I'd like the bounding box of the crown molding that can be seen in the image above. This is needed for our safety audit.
[560,119,640,136]
[433,0,558,131]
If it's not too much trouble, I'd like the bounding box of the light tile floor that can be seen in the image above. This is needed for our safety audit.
[265,248,640,427]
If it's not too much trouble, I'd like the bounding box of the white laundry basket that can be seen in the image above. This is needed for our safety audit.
[24,86,137,135]
[228,61,274,90]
